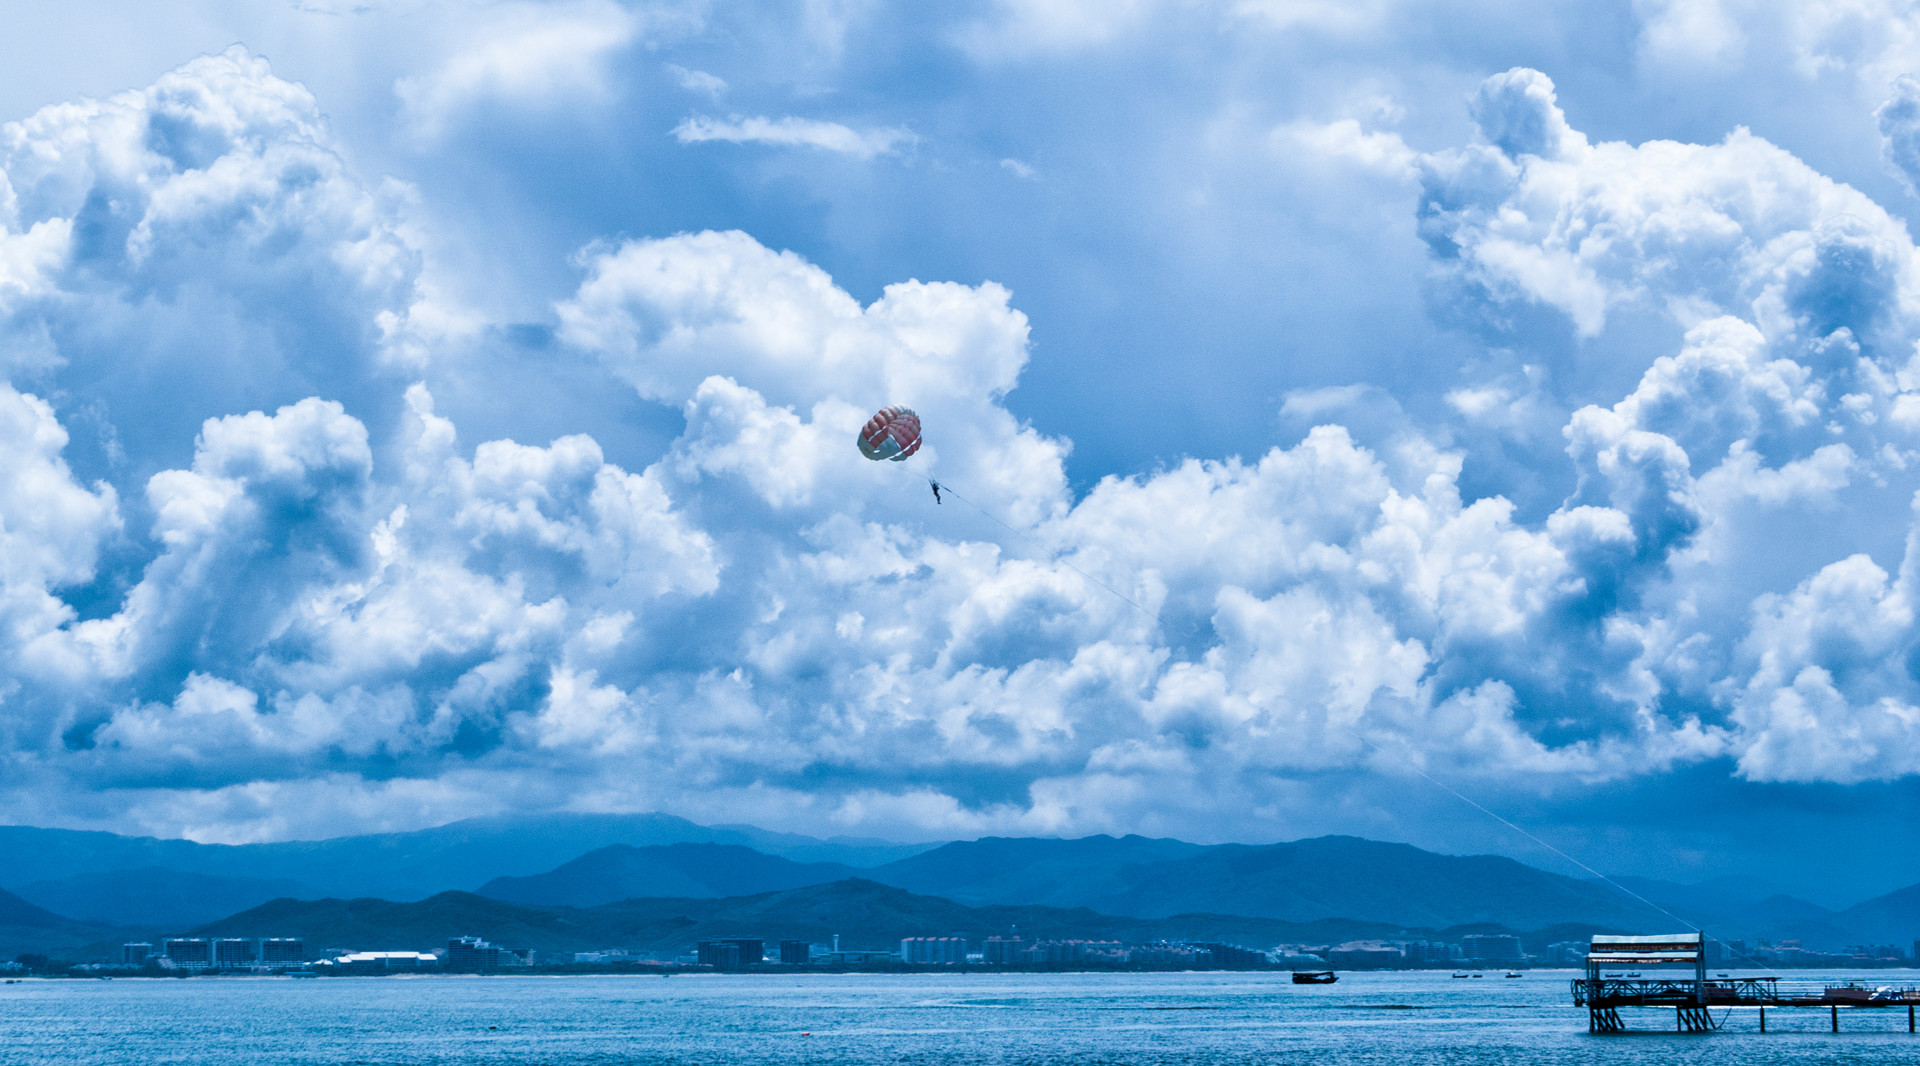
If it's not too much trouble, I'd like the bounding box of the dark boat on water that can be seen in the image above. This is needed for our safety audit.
[1292,971,1338,984]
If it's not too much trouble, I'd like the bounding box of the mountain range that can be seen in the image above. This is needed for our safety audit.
[475,835,1664,931]
[0,886,126,957]
[0,812,934,926]
[190,880,1444,958]
[3,814,1915,960]
[477,843,863,907]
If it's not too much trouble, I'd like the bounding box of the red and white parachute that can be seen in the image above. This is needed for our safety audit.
[857,405,922,461]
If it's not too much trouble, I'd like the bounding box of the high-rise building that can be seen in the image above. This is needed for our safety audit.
[445,936,503,972]
[258,938,307,964]
[214,939,256,966]
[982,937,1025,964]
[1327,941,1401,969]
[164,939,211,966]
[696,939,763,970]
[1017,940,1125,964]
[122,943,155,965]
[900,937,968,964]
[1543,941,1587,965]
[779,940,810,965]
[1195,942,1270,969]
[1461,934,1523,962]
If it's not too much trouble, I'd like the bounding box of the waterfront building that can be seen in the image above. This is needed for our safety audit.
[1193,942,1270,969]
[214,939,256,967]
[779,940,810,965]
[1544,941,1588,965]
[317,951,439,975]
[696,938,764,970]
[812,949,900,965]
[982,937,1025,964]
[445,936,502,972]
[1461,934,1523,962]
[122,943,155,965]
[900,937,968,964]
[1128,943,1215,967]
[1328,941,1403,969]
[258,938,307,964]
[164,939,211,967]
[1019,940,1126,964]
[1393,940,1462,965]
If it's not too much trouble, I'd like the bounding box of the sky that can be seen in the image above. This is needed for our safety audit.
[3,0,1920,904]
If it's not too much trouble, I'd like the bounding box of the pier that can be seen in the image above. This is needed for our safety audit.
[1571,933,1920,1033]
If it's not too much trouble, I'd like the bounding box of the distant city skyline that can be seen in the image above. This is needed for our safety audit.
[2,2,1920,903]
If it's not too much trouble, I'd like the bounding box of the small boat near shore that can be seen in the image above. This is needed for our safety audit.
[1292,971,1338,985]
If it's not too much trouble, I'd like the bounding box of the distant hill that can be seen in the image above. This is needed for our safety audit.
[192,892,603,955]
[1832,882,1920,944]
[863,834,1207,907]
[7,813,1913,952]
[478,843,861,907]
[0,886,131,958]
[14,867,310,928]
[191,880,1426,957]
[1597,875,1857,945]
[0,886,80,929]
[0,813,939,908]
[865,835,1663,930]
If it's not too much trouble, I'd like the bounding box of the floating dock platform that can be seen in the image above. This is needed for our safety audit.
[1570,933,1920,1033]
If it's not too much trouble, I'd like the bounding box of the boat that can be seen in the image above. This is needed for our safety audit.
[1291,971,1338,984]
[1503,971,1523,978]
[1451,972,1470,979]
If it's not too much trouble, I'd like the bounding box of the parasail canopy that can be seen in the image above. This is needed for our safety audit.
[858,405,922,461]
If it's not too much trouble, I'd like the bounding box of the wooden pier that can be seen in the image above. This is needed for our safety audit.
[1571,933,1920,1034]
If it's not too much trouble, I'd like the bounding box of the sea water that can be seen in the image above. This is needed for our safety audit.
[4,969,1919,1065]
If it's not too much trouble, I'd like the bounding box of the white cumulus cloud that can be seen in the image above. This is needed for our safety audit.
[671,115,915,158]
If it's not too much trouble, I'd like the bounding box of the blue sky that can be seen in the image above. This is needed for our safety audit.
[4,0,1920,903]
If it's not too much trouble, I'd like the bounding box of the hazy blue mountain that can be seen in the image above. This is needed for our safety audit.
[1596,874,1842,942]
[190,880,1422,958]
[6,813,1910,951]
[862,834,1211,906]
[693,824,936,867]
[0,813,939,908]
[14,867,311,929]
[0,886,79,928]
[478,843,861,907]
[0,886,131,959]
[1832,882,1920,945]
[866,834,1659,930]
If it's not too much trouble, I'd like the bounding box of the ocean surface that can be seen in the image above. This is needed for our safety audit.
[4,969,1919,1065]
